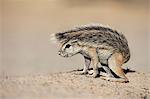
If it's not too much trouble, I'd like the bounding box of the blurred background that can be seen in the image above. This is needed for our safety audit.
[0,0,150,76]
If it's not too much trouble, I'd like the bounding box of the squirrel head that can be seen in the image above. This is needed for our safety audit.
[58,40,81,57]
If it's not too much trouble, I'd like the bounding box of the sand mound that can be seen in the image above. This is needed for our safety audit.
[0,69,150,99]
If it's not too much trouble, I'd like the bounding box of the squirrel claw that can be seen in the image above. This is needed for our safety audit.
[78,71,88,75]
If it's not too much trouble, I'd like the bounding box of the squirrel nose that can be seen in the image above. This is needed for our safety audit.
[58,51,61,55]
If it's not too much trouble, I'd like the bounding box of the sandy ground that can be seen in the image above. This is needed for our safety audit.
[0,69,150,99]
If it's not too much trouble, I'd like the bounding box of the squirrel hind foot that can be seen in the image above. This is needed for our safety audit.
[101,76,129,83]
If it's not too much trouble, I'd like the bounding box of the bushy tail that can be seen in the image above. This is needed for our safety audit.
[49,33,58,44]
[52,31,72,44]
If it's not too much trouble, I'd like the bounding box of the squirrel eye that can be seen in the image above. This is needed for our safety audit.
[65,44,71,48]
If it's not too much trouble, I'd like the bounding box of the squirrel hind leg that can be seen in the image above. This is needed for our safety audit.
[107,53,129,83]
[101,76,129,83]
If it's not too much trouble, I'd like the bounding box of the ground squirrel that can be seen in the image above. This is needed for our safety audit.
[51,24,130,83]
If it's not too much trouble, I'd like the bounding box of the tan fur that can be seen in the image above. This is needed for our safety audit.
[87,47,99,78]
[107,53,128,82]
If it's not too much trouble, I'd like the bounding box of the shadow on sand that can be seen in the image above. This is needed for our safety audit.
[70,67,135,74]
[67,67,136,78]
